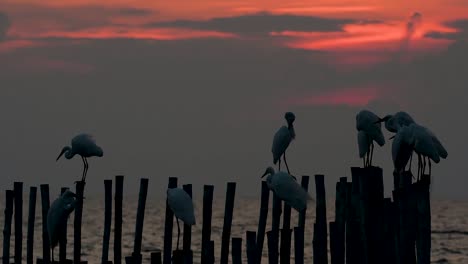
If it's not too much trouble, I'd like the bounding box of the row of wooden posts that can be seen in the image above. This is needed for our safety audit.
[2,166,431,264]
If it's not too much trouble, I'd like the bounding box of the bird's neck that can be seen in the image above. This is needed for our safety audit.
[288,123,296,139]
[64,147,75,159]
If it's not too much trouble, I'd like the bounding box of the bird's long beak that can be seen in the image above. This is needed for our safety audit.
[56,149,66,161]
[389,135,395,140]
[261,170,268,178]
[374,118,384,124]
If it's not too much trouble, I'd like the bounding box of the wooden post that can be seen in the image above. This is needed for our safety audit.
[267,231,279,264]
[329,222,338,264]
[256,181,270,264]
[14,182,23,264]
[395,171,416,264]
[201,185,214,264]
[298,175,310,229]
[206,241,215,264]
[312,174,327,264]
[231,237,242,264]
[334,177,347,264]
[132,178,149,264]
[416,174,431,264]
[220,182,236,264]
[59,187,70,263]
[150,252,162,264]
[2,190,14,264]
[280,202,292,264]
[27,187,37,264]
[74,180,86,264]
[102,180,112,264]
[382,198,396,264]
[246,231,257,264]
[182,184,193,264]
[114,175,124,264]
[346,175,363,264]
[171,250,184,264]
[270,194,282,264]
[40,184,51,264]
[293,227,304,264]
[163,177,177,264]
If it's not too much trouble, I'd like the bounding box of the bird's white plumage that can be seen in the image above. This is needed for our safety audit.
[384,112,415,133]
[356,110,385,147]
[70,133,103,158]
[272,126,293,164]
[263,167,311,212]
[47,190,77,249]
[167,188,196,225]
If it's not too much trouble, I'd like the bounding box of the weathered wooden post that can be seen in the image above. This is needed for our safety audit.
[130,178,149,264]
[256,181,270,263]
[40,184,51,264]
[334,177,347,264]
[102,180,112,264]
[267,231,278,264]
[74,180,86,264]
[346,175,363,264]
[293,227,304,264]
[298,176,310,229]
[246,231,257,264]
[201,185,214,264]
[382,198,396,264]
[163,177,177,264]
[2,190,14,264]
[269,193,282,264]
[313,174,327,264]
[115,175,124,264]
[150,252,162,264]
[231,237,242,264]
[206,241,215,264]
[329,221,338,264]
[27,187,37,264]
[14,182,23,264]
[280,202,292,264]
[59,187,71,263]
[220,182,237,264]
[182,184,193,264]
[416,174,431,264]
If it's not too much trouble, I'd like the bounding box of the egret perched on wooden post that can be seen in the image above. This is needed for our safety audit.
[56,133,103,182]
[272,112,296,174]
[47,190,77,262]
[356,110,385,167]
[261,167,311,212]
[167,188,196,250]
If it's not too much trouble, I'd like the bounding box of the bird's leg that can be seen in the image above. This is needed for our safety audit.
[81,156,86,182]
[283,152,291,175]
[429,159,432,177]
[176,217,181,250]
[52,247,54,263]
[417,154,421,181]
[370,142,374,167]
[423,157,427,180]
[363,157,366,168]
[278,158,281,172]
[83,157,89,182]
[408,152,413,173]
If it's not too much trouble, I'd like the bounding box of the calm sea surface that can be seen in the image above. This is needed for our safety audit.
[1,197,467,263]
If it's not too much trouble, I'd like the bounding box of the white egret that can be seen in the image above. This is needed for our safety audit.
[167,188,196,249]
[261,167,311,212]
[356,110,385,167]
[272,112,296,174]
[47,190,77,262]
[56,133,103,182]
[379,111,416,133]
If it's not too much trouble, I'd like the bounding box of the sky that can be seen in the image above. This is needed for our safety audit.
[0,0,467,200]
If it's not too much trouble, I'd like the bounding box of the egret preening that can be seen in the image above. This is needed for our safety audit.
[272,112,296,174]
[47,190,77,262]
[379,111,416,133]
[56,133,103,182]
[356,110,385,167]
[167,188,196,249]
[261,166,311,212]
[392,123,447,180]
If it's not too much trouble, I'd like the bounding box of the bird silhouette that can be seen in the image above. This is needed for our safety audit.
[261,166,311,212]
[47,190,77,262]
[379,111,416,133]
[272,112,296,174]
[56,133,103,182]
[356,110,385,167]
[167,188,196,250]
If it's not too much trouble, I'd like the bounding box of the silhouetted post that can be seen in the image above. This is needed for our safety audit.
[221,182,236,264]
[74,180,86,264]
[163,177,177,264]
[201,185,214,264]
[269,194,282,264]
[298,176,310,229]
[280,202,292,264]
[102,180,112,264]
[382,198,396,264]
[231,238,242,264]
[59,187,70,263]
[334,177,347,264]
[130,178,149,264]
[171,251,184,264]
[416,174,431,264]
[14,182,23,264]
[246,231,257,264]
[395,171,416,264]
[27,187,37,264]
[2,190,14,264]
[313,175,327,264]
[267,231,279,264]
[182,184,193,263]
[40,184,51,264]
[293,227,304,264]
[346,176,363,264]
[329,222,338,264]
[256,181,270,263]
[206,241,215,264]
[150,252,162,264]
[115,175,124,264]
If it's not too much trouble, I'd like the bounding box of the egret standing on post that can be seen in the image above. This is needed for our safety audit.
[356,110,385,167]
[47,190,77,262]
[56,133,103,182]
[272,112,296,174]
[167,188,196,250]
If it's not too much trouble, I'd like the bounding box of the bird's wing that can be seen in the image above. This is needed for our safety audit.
[167,189,196,225]
[72,133,103,156]
[271,173,310,211]
[426,129,448,159]
[395,112,415,126]
[358,131,370,158]
[414,126,440,163]
[272,126,292,164]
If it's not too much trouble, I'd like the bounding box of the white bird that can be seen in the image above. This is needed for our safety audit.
[272,112,296,174]
[356,110,385,167]
[56,133,103,182]
[392,123,447,180]
[167,188,196,249]
[47,190,77,262]
[379,111,416,133]
[261,167,311,212]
